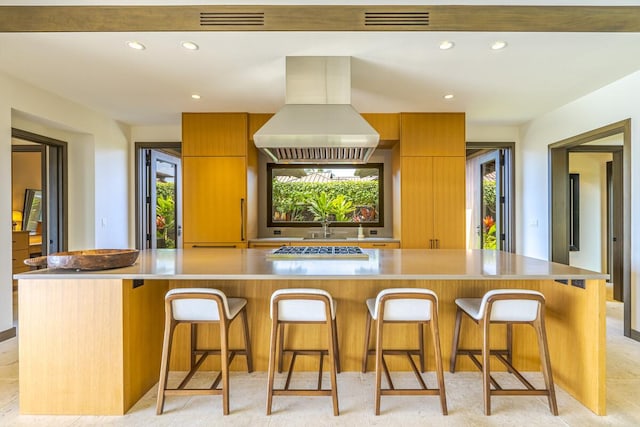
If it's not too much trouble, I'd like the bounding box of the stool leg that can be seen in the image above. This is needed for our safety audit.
[156,319,176,415]
[535,316,559,415]
[482,317,492,416]
[328,316,340,416]
[240,307,254,373]
[190,323,197,369]
[362,310,372,373]
[430,310,448,415]
[450,307,463,373]
[220,320,230,415]
[506,323,513,373]
[418,323,425,373]
[266,317,278,415]
[277,323,285,373]
[332,317,341,373]
[374,318,383,415]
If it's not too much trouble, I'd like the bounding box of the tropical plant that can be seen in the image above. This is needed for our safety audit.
[307,192,334,221]
[330,195,356,221]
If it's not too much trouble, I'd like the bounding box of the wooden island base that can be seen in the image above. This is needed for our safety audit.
[19,275,605,416]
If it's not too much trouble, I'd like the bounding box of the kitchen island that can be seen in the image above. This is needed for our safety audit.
[16,248,607,416]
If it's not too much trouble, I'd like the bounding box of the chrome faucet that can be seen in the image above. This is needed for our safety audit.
[321,218,331,238]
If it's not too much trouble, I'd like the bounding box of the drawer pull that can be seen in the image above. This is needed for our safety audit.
[191,244,237,249]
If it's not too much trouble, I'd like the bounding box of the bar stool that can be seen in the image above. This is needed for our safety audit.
[362,288,447,415]
[450,289,558,415]
[266,288,340,416]
[156,288,253,416]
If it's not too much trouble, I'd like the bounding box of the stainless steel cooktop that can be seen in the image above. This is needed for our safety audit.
[267,246,369,259]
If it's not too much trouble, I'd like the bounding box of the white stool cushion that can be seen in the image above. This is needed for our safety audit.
[166,288,246,321]
[271,288,336,321]
[367,288,436,321]
[455,289,543,322]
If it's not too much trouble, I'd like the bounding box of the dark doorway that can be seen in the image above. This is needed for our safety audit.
[549,120,631,338]
[466,142,515,252]
[11,128,67,255]
[135,142,182,250]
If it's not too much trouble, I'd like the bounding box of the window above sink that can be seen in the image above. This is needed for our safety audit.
[267,163,383,228]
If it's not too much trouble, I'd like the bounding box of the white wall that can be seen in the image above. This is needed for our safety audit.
[518,70,640,330]
[0,72,131,334]
[568,152,612,272]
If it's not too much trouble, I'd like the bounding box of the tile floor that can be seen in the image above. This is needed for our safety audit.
[1,298,639,426]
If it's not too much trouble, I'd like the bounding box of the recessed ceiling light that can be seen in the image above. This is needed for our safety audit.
[439,41,455,50]
[491,41,508,50]
[181,41,199,51]
[191,94,201,100]
[444,94,454,100]
[126,40,145,50]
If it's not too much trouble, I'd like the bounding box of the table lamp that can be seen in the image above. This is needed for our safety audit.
[12,210,22,231]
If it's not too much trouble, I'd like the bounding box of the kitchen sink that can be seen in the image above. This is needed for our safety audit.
[303,236,347,240]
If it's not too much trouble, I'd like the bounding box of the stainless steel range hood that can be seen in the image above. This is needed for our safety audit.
[253,56,379,164]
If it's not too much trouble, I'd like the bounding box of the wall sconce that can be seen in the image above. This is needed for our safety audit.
[12,210,23,231]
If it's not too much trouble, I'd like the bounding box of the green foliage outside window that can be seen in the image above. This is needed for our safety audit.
[156,181,176,248]
[272,180,379,223]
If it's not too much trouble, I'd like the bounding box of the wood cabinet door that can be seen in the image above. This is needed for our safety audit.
[400,113,465,157]
[182,157,247,244]
[400,157,434,248]
[182,113,248,157]
[432,157,466,249]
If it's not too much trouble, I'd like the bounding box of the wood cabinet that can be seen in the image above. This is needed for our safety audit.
[400,157,465,249]
[398,112,466,249]
[183,157,247,245]
[182,113,248,156]
[400,113,465,157]
[248,113,273,141]
[12,231,30,275]
[182,112,256,247]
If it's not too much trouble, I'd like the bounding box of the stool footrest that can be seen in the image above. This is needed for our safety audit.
[163,389,221,396]
[272,389,334,396]
[380,389,444,396]
[491,389,552,396]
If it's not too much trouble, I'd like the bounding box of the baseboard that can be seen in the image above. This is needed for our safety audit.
[0,327,17,342]
[630,328,640,342]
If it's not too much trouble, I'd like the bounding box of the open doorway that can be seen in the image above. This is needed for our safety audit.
[549,119,631,338]
[466,142,515,252]
[135,142,182,250]
[11,128,67,256]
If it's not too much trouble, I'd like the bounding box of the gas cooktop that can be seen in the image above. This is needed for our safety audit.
[267,246,369,259]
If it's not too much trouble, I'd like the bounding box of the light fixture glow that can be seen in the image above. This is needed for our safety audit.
[491,41,508,50]
[126,40,146,50]
[444,94,454,100]
[181,41,199,51]
[191,94,201,100]
[439,40,455,50]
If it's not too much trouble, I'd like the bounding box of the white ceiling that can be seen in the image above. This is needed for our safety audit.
[2,1,640,127]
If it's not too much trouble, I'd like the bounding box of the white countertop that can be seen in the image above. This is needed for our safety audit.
[15,248,608,281]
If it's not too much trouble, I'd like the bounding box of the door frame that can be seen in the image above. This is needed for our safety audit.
[134,141,181,249]
[548,119,632,338]
[466,141,515,252]
[11,128,68,254]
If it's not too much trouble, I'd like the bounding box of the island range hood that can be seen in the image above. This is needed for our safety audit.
[253,56,379,164]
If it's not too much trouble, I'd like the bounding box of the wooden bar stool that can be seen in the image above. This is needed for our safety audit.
[362,288,447,415]
[450,289,558,415]
[267,288,340,416]
[156,288,253,416]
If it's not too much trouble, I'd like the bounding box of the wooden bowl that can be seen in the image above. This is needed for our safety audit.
[24,249,139,271]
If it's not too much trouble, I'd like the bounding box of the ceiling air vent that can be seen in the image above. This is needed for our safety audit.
[364,11,430,27]
[200,12,265,27]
